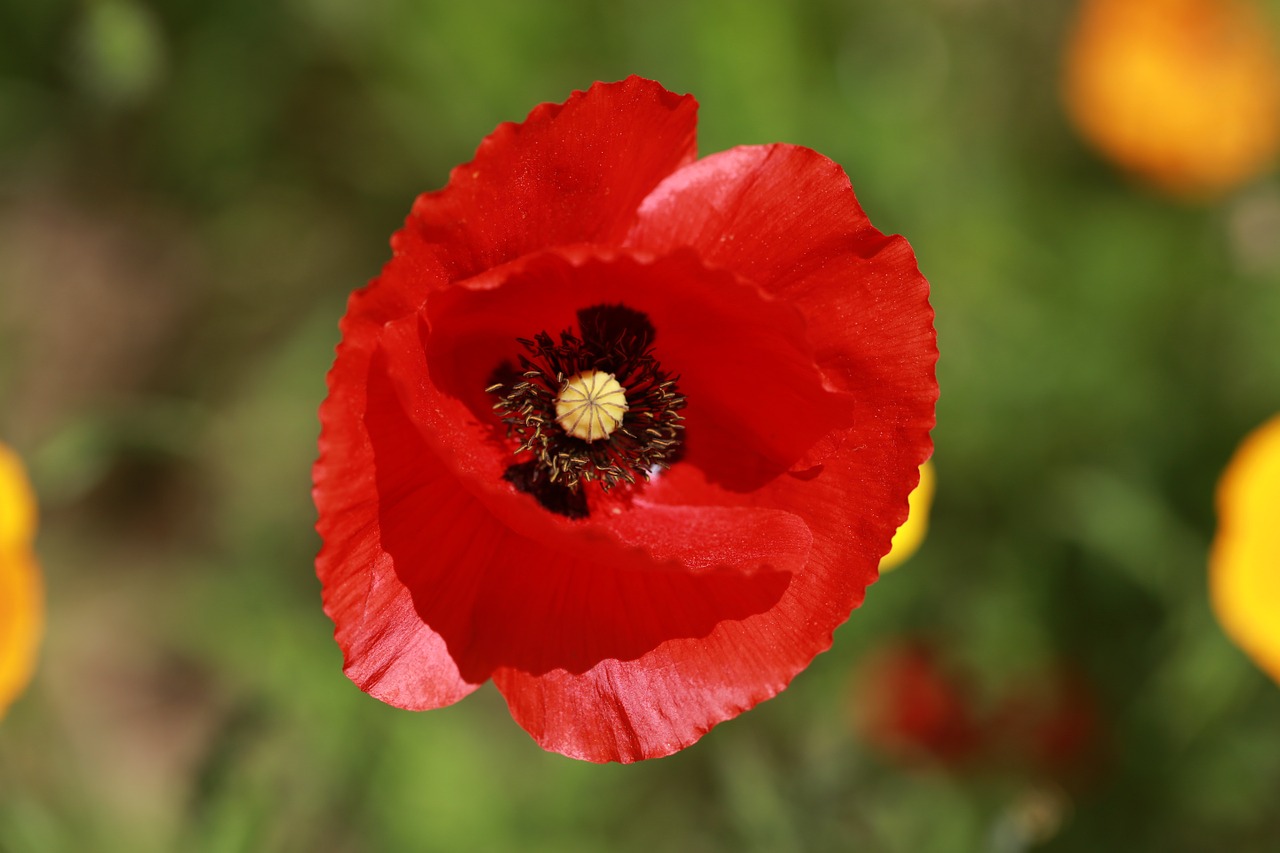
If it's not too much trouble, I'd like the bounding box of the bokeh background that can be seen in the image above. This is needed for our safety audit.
[3,0,1280,850]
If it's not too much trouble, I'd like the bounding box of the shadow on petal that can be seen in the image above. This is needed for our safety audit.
[368,347,799,680]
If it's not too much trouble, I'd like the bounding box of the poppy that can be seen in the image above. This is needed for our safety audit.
[1211,414,1280,685]
[314,77,937,762]
[0,442,42,719]
[1063,0,1280,198]
[852,640,1105,784]
[989,666,1105,787]
[850,641,982,765]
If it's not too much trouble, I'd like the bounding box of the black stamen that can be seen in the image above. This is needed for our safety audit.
[503,461,589,519]
[577,304,656,356]
[485,359,522,392]
[488,303,687,505]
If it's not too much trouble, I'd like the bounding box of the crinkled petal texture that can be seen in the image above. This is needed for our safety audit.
[315,77,937,762]
[0,443,42,719]
[1211,415,1280,685]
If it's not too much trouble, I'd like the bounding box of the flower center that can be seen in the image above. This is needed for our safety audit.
[555,370,628,442]
[486,304,686,514]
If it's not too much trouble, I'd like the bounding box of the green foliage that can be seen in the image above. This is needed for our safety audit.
[2,0,1279,850]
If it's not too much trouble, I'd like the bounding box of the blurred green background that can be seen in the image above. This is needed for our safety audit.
[3,0,1280,850]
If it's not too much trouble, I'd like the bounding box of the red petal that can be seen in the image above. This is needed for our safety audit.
[627,141,937,587]
[405,77,698,282]
[319,129,937,760]
[495,453,909,762]
[421,245,853,493]
[492,582,835,762]
[363,243,919,760]
[314,218,468,708]
[314,343,483,708]
[315,78,696,708]
[627,143,937,422]
[369,248,830,678]
[485,147,936,761]
[463,504,806,679]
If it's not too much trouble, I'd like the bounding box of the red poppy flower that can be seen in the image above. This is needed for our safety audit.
[314,77,937,762]
[851,642,983,765]
[851,641,1105,783]
[987,664,1105,788]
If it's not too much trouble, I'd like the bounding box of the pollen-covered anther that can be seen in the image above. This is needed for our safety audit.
[555,370,628,442]
[487,304,687,498]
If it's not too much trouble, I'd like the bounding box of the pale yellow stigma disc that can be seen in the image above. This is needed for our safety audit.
[555,370,628,442]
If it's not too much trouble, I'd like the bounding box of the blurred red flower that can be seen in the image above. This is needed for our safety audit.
[852,640,1105,784]
[990,666,1104,786]
[314,77,937,762]
[851,642,983,765]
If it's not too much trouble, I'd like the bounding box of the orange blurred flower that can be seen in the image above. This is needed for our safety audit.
[0,442,42,719]
[879,460,935,572]
[1211,415,1280,684]
[1063,0,1280,198]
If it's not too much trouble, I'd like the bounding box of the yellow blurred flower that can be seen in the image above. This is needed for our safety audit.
[1211,416,1280,684]
[0,442,42,719]
[881,460,935,572]
[1063,0,1280,198]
